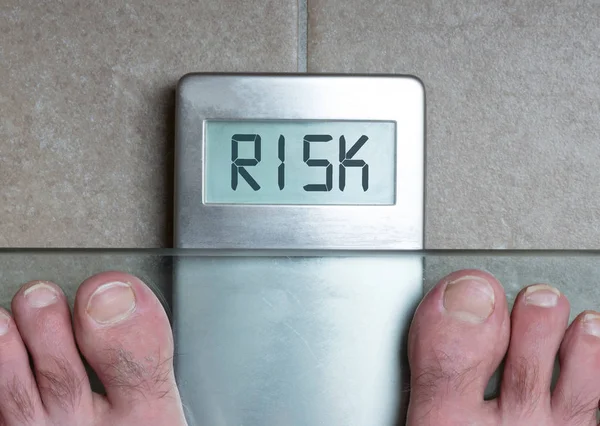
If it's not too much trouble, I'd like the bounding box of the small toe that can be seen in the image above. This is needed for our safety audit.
[500,284,569,421]
[552,310,600,425]
[0,308,45,426]
[73,271,185,423]
[407,269,510,424]
[11,280,92,423]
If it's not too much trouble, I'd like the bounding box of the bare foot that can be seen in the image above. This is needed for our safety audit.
[407,269,600,426]
[0,271,186,425]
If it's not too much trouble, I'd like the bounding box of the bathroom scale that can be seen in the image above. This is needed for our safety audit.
[173,73,425,425]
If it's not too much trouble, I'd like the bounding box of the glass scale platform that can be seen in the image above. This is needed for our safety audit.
[0,249,597,425]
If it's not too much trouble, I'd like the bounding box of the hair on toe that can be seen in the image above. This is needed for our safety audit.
[410,350,482,404]
[98,346,175,401]
[504,355,541,416]
[553,387,598,424]
[4,375,36,423]
[38,355,86,412]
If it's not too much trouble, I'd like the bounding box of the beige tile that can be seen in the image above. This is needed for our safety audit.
[309,0,600,249]
[1,0,298,247]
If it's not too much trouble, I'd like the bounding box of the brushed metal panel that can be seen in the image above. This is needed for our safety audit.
[174,74,424,250]
[174,255,422,426]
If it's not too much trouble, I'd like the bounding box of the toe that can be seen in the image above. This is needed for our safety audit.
[73,271,185,423]
[552,310,600,425]
[500,284,569,420]
[11,280,92,423]
[0,307,45,426]
[407,269,510,424]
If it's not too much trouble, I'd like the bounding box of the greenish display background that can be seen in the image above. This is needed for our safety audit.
[204,120,396,205]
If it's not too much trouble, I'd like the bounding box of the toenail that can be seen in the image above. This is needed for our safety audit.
[524,284,560,307]
[87,281,136,325]
[0,312,10,335]
[443,275,495,323]
[24,283,58,308]
[582,313,600,338]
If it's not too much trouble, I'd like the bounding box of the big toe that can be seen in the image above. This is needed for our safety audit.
[407,270,510,425]
[73,271,186,425]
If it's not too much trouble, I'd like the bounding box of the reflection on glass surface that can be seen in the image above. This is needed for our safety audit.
[1,249,598,311]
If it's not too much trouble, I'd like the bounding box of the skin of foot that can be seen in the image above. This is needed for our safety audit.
[2,268,595,426]
[407,269,600,426]
[0,271,187,426]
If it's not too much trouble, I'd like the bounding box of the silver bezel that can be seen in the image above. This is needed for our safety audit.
[175,74,425,249]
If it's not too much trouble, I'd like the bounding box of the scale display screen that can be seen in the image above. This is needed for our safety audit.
[204,120,396,205]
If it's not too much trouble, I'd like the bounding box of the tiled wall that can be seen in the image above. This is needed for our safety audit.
[3,1,600,249]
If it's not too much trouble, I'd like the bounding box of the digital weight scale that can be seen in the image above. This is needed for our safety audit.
[173,74,425,425]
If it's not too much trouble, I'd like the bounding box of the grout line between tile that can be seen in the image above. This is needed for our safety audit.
[297,0,307,72]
